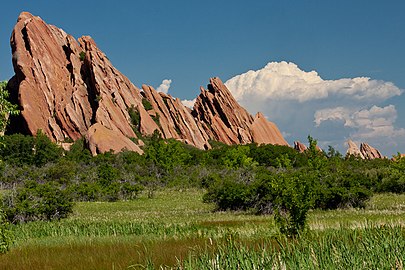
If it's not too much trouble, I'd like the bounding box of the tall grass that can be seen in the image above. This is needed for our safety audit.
[177,225,405,270]
[1,190,405,269]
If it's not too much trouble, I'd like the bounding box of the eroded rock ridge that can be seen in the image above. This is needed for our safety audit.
[7,12,288,154]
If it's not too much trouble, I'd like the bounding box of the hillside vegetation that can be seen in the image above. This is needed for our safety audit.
[0,132,404,268]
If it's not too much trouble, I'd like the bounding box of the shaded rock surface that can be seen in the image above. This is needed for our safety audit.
[7,12,288,154]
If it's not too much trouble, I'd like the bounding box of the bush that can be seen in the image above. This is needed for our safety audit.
[0,209,13,253]
[142,98,153,111]
[33,130,64,166]
[2,181,74,223]
[203,175,254,211]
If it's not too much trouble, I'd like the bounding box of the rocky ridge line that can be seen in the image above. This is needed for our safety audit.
[7,12,289,154]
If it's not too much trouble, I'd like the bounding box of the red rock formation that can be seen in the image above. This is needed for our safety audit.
[251,113,288,145]
[192,78,288,146]
[9,12,93,141]
[294,141,307,153]
[8,12,288,154]
[8,12,151,153]
[141,85,210,149]
[346,140,364,159]
[360,143,383,160]
[85,123,142,155]
[346,140,384,160]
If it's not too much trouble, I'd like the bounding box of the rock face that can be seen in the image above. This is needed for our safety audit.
[294,141,307,153]
[141,85,210,149]
[8,12,288,154]
[85,123,142,155]
[360,143,383,160]
[9,12,93,141]
[192,78,288,146]
[346,140,384,160]
[346,140,364,159]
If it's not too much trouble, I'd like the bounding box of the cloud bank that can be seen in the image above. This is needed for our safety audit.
[225,61,404,155]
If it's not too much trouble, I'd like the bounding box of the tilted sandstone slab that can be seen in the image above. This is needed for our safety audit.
[8,12,157,153]
[346,140,364,159]
[360,143,383,160]
[346,140,384,160]
[294,141,307,153]
[141,85,210,149]
[9,12,93,141]
[78,36,145,139]
[192,77,288,146]
[251,112,289,145]
[85,123,142,155]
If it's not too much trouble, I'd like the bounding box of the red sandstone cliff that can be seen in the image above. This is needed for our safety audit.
[7,12,288,154]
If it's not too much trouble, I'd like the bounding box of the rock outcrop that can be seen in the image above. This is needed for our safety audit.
[85,123,142,155]
[8,12,93,141]
[141,85,210,149]
[7,12,288,154]
[346,140,364,159]
[346,140,384,160]
[360,143,383,160]
[294,141,307,153]
[193,77,288,146]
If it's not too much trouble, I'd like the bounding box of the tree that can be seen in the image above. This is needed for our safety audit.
[0,81,19,136]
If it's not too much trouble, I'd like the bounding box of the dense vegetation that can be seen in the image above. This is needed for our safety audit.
[0,131,403,230]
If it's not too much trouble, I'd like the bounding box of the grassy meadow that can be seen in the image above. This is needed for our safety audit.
[0,190,404,269]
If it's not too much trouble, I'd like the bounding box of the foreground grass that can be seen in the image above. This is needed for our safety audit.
[1,190,405,269]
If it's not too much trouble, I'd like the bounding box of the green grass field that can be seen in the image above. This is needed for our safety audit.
[1,190,405,269]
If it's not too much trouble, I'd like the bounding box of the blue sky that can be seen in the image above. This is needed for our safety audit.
[1,1,405,155]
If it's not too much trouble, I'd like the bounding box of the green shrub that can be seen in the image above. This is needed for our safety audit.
[33,130,64,166]
[203,176,253,211]
[120,182,143,200]
[142,98,153,111]
[79,51,86,61]
[0,134,35,165]
[2,181,74,223]
[67,182,101,202]
[273,172,316,236]
[65,138,92,163]
[0,209,13,253]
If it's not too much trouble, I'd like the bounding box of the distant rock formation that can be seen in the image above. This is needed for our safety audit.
[193,77,288,146]
[7,12,288,154]
[294,141,307,153]
[346,140,364,159]
[293,140,323,154]
[360,143,383,160]
[346,140,383,160]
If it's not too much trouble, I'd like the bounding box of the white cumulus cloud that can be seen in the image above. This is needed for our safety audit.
[225,61,402,102]
[181,98,196,109]
[314,105,405,140]
[156,79,172,94]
